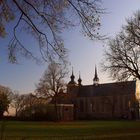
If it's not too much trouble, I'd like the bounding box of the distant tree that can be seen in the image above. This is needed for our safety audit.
[13,93,35,118]
[16,93,50,120]
[102,11,140,81]
[36,61,68,120]
[0,85,12,118]
[0,0,104,63]
[10,91,25,117]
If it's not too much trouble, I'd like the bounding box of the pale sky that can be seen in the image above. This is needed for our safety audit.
[0,0,140,94]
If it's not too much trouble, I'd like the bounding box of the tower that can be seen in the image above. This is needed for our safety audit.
[68,67,77,85]
[93,66,99,85]
[78,71,82,86]
[67,67,78,95]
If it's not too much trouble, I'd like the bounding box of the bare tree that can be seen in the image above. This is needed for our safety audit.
[11,91,51,119]
[0,0,104,63]
[102,11,140,81]
[35,61,68,120]
[10,91,25,117]
[36,62,68,97]
[12,93,35,117]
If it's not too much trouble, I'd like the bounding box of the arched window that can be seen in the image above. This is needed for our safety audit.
[90,102,95,112]
[104,98,112,113]
[80,100,84,112]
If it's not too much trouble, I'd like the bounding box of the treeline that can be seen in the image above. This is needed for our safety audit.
[0,89,57,121]
[0,61,68,121]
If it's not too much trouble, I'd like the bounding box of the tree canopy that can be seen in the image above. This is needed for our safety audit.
[102,11,140,81]
[0,85,12,118]
[0,0,103,63]
[36,61,68,98]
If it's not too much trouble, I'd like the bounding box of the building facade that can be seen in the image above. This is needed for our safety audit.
[66,68,140,120]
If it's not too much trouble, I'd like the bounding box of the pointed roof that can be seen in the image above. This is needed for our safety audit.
[93,66,99,83]
[78,81,136,97]
[70,67,75,80]
[78,71,82,85]
[68,67,77,85]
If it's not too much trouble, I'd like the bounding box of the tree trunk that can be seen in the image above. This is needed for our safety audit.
[0,112,3,119]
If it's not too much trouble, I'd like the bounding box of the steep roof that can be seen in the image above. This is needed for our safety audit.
[51,92,73,104]
[68,68,77,85]
[78,80,136,97]
[93,66,99,82]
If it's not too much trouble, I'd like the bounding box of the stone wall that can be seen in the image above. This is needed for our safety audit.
[75,94,139,119]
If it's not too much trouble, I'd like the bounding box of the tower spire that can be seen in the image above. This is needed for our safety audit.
[93,65,99,85]
[68,67,77,85]
[70,67,75,81]
[78,71,82,86]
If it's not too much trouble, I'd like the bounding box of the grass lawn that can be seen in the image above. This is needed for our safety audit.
[0,120,140,139]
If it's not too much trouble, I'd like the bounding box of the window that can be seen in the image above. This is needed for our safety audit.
[124,96,129,110]
[90,102,95,112]
[104,98,112,113]
[80,100,84,112]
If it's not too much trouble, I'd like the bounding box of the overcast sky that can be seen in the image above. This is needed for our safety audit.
[0,0,140,94]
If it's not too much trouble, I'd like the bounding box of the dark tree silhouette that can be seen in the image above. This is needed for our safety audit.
[36,61,68,120]
[10,91,26,117]
[12,93,37,118]
[36,61,68,98]
[0,85,11,118]
[102,11,140,81]
[0,0,104,63]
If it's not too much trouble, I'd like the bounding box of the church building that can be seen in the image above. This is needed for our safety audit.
[66,67,140,120]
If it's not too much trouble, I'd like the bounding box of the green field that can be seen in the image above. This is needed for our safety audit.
[1,120,140,140]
